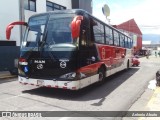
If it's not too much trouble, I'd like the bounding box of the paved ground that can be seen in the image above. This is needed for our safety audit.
[0,55,160,120]
[123,55,160,120]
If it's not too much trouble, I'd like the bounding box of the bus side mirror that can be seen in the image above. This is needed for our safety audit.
[6,25,14,40]
[6,21,27,40]
[71,16,83,39]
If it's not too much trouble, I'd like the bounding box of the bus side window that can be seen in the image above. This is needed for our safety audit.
[120,34,125,47]
[131,39,133,48]
[131,38,133,48]
[93,20,105,44]
[113,30,120,46]
[124,36,129,48]
[105,26,113,45]
[128,38,130,48]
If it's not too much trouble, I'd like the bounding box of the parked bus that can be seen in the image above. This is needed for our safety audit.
[6,9,133,90]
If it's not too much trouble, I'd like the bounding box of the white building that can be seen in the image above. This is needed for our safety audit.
[0,0,92,46]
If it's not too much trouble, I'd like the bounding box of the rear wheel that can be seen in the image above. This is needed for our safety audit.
[98,67,105,84]
[127,60,130,69]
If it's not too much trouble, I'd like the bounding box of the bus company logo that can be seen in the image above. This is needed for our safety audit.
[37,64,43,69]
[34,60,45,64]
[60,61,67,68]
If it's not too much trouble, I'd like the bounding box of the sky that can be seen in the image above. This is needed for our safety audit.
[92,0,160,34]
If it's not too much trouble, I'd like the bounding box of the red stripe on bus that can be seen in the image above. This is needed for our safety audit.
[72,87,77,90]
[54,86,59,88]
[63,87,67,89]
[46,85,52,88]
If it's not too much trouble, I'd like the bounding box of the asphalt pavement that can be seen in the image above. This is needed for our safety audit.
[123,55,160,120]
[1,55,160,120]
[138,79,160,119]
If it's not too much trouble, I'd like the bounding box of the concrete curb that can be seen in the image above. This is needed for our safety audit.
[146,87,160,111]
[137,87,160,120]
[0,75,17,80]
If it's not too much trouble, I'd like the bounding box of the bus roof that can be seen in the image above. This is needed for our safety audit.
[29,9,131,39]
[30,9,87,18]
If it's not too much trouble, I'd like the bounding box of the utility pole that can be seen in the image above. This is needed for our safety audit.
[19,0,25,45]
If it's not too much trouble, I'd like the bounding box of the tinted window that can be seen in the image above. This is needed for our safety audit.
[128,38,133,48]
[93,21,105,44]
[46,14,73,45]
[105,26,113,45]
[120,34,125,47]
[113,30,119,46]
[23,15,48,47]
[124,36,129,48]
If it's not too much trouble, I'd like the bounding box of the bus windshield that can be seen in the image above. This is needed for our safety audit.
[22,14,77,49]
[45,14,74,47]
[22,15,48,48]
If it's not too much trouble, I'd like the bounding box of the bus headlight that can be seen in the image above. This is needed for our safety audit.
[60,72,76,79]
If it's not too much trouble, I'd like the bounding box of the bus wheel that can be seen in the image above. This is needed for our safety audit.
[127,60,129,69]
[98,67,105,84]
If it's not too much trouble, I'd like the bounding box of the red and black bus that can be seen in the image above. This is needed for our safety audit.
[6,9,133,90]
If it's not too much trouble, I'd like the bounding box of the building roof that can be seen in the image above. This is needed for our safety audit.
[116,19,142,35]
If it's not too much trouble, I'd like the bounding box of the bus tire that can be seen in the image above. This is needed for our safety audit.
[98,67,105,84]
[127,60,130,69]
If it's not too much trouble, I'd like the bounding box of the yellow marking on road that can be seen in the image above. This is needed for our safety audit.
[138,87,160,120]
[147,88,160,108]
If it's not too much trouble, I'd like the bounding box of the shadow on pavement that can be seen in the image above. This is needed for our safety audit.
[22,67,140,101]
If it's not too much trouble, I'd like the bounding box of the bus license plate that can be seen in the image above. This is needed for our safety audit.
[37,80,44,86]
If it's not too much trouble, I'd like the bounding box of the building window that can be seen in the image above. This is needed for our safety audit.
[24,0,36,12]
[46,1,66,11]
